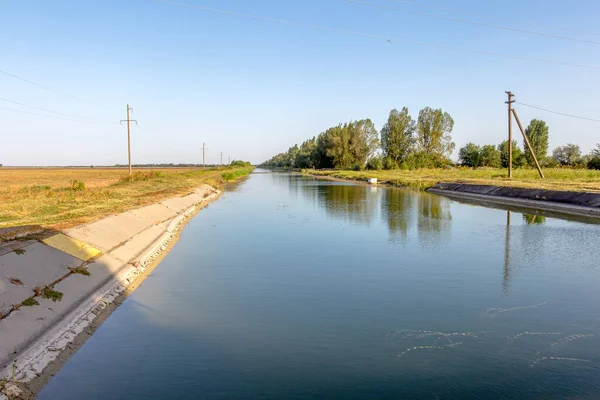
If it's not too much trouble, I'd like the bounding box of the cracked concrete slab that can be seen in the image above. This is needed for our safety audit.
[0,275,31,316]
[0,242,81,289]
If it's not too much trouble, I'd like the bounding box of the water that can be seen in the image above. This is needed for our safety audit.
[38,172,600,399]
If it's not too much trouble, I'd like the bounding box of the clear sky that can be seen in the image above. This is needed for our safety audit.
[1,0,599,166]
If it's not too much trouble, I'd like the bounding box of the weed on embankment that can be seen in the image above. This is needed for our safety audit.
[0,166,254,229]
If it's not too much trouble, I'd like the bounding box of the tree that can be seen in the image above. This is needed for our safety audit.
[552,143,582,166]
[321,120,378,169]
[524,119,549,167]
[380,108,415,168]
[458,143,482,167]
[416,107,455,159]
[498,140,524,168]
[479,145,501,168]
[591,143,600,158]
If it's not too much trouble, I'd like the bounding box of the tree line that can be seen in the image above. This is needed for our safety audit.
[261,108,600,171]
[261,107,456,170]
[458,119,600,170]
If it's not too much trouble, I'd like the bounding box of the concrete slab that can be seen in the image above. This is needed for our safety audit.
[192,184,215,197]
[54,254,126,303]
[160,196,191,213]
[0,239,38,257]
[108,226,166,263]
[180,193,205,208]
[0,242,80,289]
[65,211,153,252]
[42,233,101,261]
[0,275,31,316]
[129,203,177,225]
[0,254,129,367]
[156,220,171,231]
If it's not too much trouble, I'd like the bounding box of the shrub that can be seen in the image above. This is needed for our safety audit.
[69,180,86,191]
[588,157,600,170]
[366,157,383,171]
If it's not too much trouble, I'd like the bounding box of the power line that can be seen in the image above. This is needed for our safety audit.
[0,97,105,123]
[0,69,121,111]
[345,0,600,46]
[0,106,103,123]
[150,0,600,71]
[516,102,600,123]
[387,0,600,37]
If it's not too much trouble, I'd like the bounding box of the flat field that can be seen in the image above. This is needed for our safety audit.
[0,167,253,229]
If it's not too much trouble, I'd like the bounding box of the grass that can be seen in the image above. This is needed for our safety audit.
[0,166,253,229]
[304,168,600,192]
[21,297,39,307]
[41,286,63,302]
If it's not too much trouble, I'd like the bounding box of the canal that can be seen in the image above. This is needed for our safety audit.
[39,171,600,399]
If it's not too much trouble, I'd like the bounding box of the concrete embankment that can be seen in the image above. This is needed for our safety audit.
[427,183,600,219]
[0,185,221,399]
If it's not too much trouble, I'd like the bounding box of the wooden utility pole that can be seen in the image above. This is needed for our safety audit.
[512,108,545,178]
[120,104,137,175]
[505,91,515,178]
[202,143,207,168]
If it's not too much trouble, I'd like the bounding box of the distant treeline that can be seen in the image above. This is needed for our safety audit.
[260,107,600,171]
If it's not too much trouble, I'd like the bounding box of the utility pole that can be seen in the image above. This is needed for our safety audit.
[512,108,545,178]
[202,142,207,168]
[120,104,137,175]
[505,91,515,178]
[228,156,231,165]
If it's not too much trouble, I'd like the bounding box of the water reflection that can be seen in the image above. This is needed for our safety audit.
[416,192,452,244]
[523,213,546,225]
[504,211,511,294]
[380,188,414,243]
[314,184,378,226]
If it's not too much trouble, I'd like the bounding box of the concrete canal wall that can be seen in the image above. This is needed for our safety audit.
[0,185,221,398]
[427,183,600,219]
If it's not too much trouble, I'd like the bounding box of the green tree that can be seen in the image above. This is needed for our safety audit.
[524,119,549,167]
[480,144,501,167]
[322,120,378,169]
[380,108,415,168]
[498,140,524,168]
[591,143,600,158]
[416,107,455,159]
[552,143,582,166]
[458,143,482,167]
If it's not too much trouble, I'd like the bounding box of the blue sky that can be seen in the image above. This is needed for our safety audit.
[1,0,599,166]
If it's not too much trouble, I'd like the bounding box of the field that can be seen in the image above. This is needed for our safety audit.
[305,168,600,192]
[0,167,253,229]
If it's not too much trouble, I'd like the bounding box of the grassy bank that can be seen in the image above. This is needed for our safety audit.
[0,166,254,229]
[304,168,600,192]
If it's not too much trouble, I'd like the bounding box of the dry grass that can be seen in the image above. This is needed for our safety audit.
[305,168,600,192]
[0,167,253,229]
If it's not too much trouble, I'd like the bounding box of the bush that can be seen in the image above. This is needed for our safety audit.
[69,180,86,191]
[230,160,252,167]
[383,157,397,170]
[588,157,600,170]
[366,157,383,171]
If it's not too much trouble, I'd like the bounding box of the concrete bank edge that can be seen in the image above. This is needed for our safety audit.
[0,190,222,391]
[427,186,600,220]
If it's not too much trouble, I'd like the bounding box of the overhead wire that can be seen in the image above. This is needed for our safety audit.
[387,0,600,37]
[344,0,600,46]
[516,102,600,123]
[0,69,121,111]
[150,0,600,71]
[0,97,105,123]
[0,106,103,124]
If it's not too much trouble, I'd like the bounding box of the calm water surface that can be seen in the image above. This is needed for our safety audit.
[39,171,600,399]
